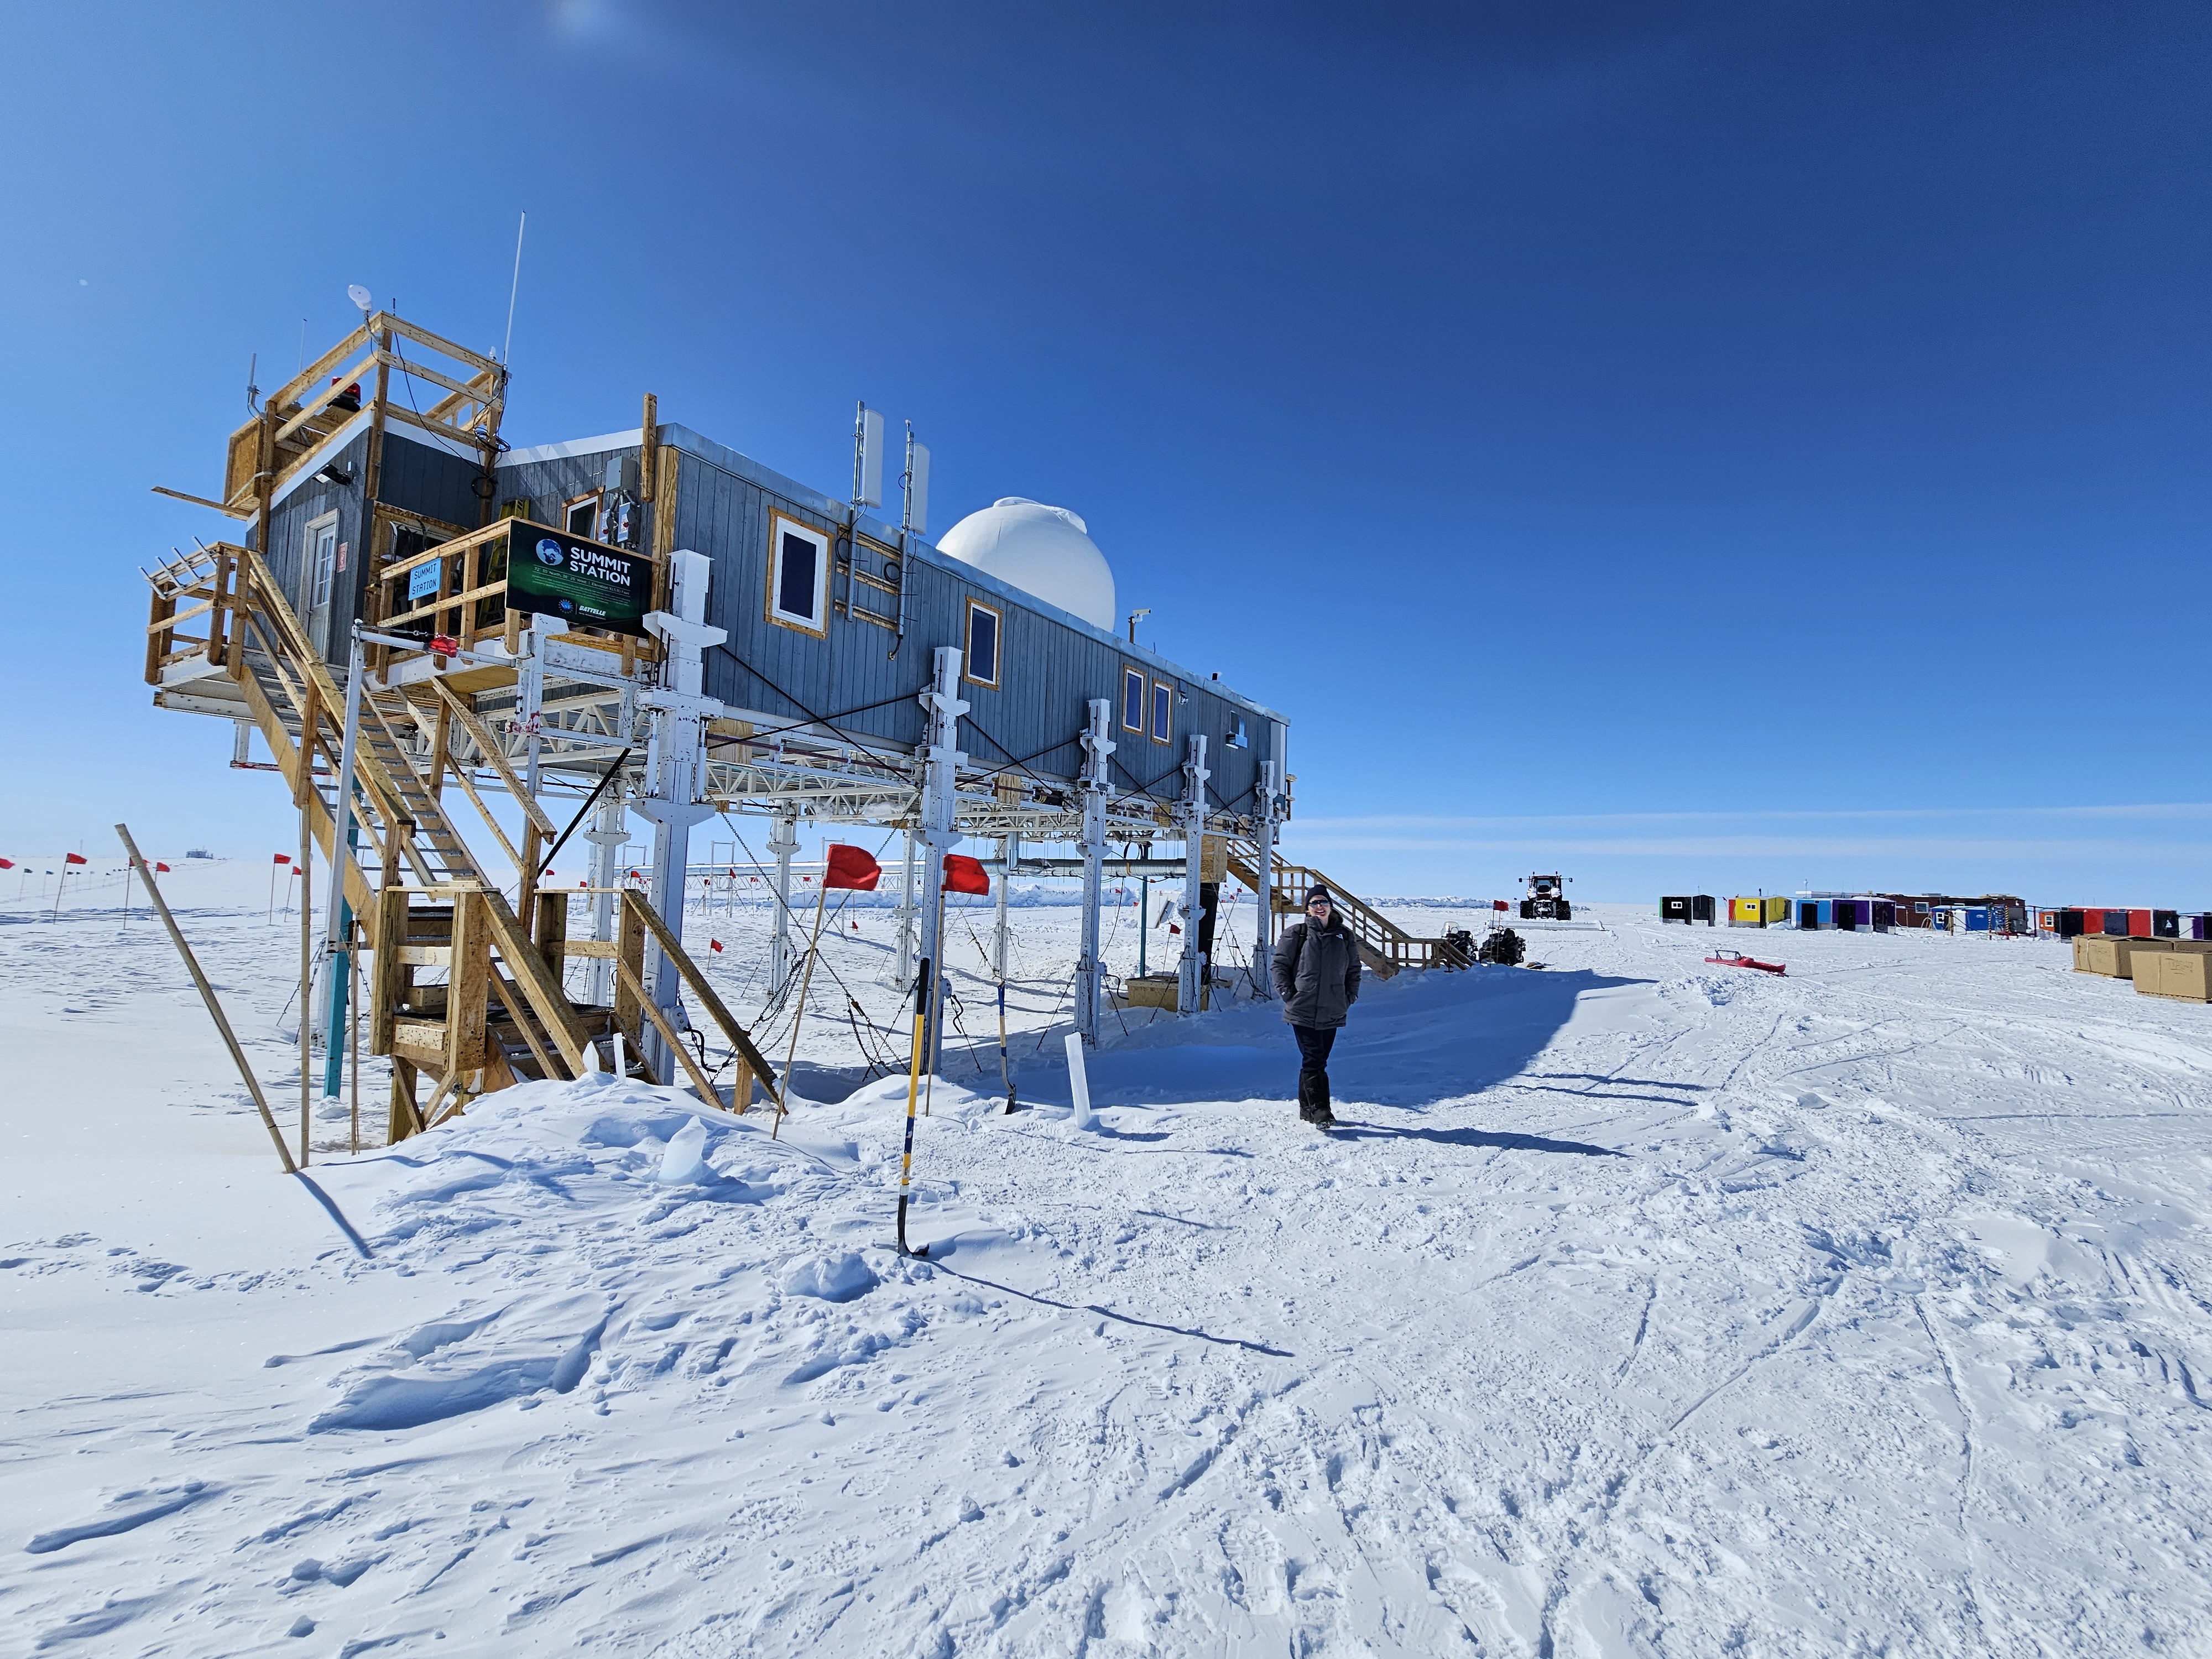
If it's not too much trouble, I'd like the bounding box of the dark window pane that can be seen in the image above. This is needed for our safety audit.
[969,608,998,682]
[1152,682,1170,739]
[1124,670,1144,729]
[567,500,597,535]
[779,533,817,620]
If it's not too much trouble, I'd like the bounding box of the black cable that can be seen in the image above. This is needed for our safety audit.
[711,641,924,760]
[705,688,921,753]
[538,745,633,873]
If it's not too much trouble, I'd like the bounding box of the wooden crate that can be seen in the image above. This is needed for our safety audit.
[2135,951,2212,1003]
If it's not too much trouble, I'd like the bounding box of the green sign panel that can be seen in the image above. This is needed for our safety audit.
[503,522,652,638]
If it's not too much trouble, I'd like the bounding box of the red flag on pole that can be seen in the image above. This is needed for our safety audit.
[1493,899,1508,912]
[823,844,883,891]
[65,853,88,866]
[274,853,291,865]
[942,854,990,896]
[709,939,724,953]
[155,862,171,873]
[0,859,13,869]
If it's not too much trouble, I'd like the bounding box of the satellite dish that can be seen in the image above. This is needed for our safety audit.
[347,284,373,313]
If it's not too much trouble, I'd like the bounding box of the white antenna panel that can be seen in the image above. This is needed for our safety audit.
[855,405,884,508]
[905,440,930,535]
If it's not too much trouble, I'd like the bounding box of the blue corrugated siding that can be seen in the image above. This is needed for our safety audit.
[492,425,1285,810]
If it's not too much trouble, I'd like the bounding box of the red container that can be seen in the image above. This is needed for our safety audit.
[2128,909,2153,938]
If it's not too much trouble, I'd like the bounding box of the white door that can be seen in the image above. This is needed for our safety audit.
[305,514,338,658]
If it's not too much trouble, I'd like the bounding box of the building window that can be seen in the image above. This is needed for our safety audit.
[564,490,603,539]
[1121,666,1146,733]
[963,599,1002,689]
[1151,679,1173,744]
[1225,714,1248,749]
[765,511,831,637]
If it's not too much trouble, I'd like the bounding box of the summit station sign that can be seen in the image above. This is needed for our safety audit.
[503,523,652,638]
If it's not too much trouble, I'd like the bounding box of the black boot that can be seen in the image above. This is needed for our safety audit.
[1311,1072,1336,1129]
[1297,1072,1322,1122]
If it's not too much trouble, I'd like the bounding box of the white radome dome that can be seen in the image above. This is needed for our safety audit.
[936,497,1116,633]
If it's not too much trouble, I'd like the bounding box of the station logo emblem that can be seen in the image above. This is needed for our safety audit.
[536,538,566,567]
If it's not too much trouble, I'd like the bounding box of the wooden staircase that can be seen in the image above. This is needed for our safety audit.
[146,543,779,1140]
[1219,836,1472,978]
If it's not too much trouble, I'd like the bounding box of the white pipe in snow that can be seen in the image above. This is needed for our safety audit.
[1064,1032,1094,1129]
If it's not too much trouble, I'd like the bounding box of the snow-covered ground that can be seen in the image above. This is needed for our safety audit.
[6,862,2211,1656]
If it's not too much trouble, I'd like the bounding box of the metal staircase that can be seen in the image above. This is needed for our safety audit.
[1219,836,1471,977]
[145,543,778,1140]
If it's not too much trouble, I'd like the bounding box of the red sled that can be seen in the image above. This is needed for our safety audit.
[1707,950,1786,976]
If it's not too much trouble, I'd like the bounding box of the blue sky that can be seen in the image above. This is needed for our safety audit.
[2,2,2205,905]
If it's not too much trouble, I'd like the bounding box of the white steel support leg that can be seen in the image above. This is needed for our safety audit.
[916,646,968,1073]
[637,550,726,1082]
[993,831,1015,982]
[891,828,918,991]
[768,812,799,991]
[1074,698,1115,1045]
[584,791,626,1006]
[1251,759,1279,998]
[1177,734,1211,1015]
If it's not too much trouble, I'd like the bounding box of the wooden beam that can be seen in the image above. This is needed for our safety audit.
[274,345,380,446]
[617,956,728,1107]
[446,890,490,1077]
[431,680,559,838]
[444,762,523,870]
[491,963,557,1080]
[473,894,591,1078]
[152,484,251,518]
[377,312,503,380]
[375,347,489,408]
[272,321,374,414]
[620,892,781,1108]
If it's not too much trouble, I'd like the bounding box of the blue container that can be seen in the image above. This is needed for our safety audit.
[1965,907,1991,932]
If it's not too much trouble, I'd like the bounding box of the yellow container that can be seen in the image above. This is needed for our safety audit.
[1730,897,1763,926]
[1762,895,1791,925]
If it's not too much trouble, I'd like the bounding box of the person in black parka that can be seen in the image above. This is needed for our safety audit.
[1272,886,1361,1128]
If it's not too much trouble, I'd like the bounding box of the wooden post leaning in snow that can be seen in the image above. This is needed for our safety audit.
[295,687,316,1168]
[113,824,298,1175]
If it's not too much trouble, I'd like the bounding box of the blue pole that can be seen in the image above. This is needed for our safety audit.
[320,809,359,1098]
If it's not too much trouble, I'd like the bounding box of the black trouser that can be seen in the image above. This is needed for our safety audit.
[1292,1023,1337,1112]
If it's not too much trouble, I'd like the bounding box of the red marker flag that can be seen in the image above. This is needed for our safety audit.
[155,862,171,873]
[709,939,724,953]
[1493,899,1509,912]
[823,844,883,891]
[0,859,13,869]
[65,853,88,865]
[942,853,990,896]
[274,853,292,865]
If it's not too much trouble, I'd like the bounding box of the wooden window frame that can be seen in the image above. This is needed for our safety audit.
[764,510,832,638]
[563,489,604,540]
[962,598,1003,690]
[1150,677,1174,745]
[1121,665,1146,733]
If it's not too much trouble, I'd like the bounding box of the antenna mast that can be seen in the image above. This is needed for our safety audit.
[502,211,526,366]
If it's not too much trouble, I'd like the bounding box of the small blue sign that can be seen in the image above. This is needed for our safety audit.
[408,561,440,603]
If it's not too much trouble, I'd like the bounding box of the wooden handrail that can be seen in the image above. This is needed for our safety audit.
[620,891,780,1108]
